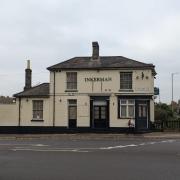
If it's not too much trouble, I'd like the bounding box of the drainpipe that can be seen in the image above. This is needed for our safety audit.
[18,97,21,126]
[53,71,56,127]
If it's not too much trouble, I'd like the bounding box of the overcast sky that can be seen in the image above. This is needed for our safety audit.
[0,0,180,103]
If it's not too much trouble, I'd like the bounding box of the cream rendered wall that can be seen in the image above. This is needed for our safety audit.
[54,95,90,127]
[49,69,154,128]
[150,99,154,122]
[0,104,18,126]
[20,98,51,126]
[52,69,154,94]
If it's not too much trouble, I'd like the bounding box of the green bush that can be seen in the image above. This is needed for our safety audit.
[155,103,173,122]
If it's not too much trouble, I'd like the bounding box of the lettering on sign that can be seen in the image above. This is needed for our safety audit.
[85,77,112,82]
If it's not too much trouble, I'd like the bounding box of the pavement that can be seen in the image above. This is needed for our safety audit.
[0,132,180,140]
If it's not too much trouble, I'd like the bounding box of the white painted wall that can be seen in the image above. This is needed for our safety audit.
[0,104,18,126]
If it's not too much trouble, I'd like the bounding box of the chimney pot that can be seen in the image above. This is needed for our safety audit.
[27,60,30,69]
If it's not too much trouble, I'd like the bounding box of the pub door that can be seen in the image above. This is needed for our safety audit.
[135,100,149,131]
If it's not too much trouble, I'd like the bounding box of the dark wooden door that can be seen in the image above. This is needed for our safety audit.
[93,105,108,128]
[136,100,149,131]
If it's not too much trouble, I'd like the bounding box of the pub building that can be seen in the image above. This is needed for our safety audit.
[11,42,156,133]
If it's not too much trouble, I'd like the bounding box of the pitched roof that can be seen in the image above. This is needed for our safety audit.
[14,83,49,98]
[47,56,155,71]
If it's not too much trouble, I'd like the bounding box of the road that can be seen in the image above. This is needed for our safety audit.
[0,136,180,180]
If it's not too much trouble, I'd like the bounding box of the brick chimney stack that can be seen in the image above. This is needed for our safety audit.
[92,42,99,60]
[24,60,32,91]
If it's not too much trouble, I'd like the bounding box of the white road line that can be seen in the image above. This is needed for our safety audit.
[32,144,49,147]
[7,139,178,153]
[0,143,48,146]
[100,144,138,150]
[139,143,146,146]
[12,148,89,153]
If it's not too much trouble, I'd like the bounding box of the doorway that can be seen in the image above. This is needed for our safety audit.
[91,100,109,128]
[135,100,149,131]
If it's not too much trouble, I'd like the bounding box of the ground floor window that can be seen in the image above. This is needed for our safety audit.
[119,99,135,118]
[32,100,43,120]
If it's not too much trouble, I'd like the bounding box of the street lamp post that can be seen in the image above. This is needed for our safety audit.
[171,72,179,111]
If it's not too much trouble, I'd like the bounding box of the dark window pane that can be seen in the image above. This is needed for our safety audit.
[121,105,127,117]
[67,72,77,90]
[33,100,43,120]
[120,72,132,89]
[68,99,77,120]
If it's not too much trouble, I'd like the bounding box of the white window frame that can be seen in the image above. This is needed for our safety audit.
[119,99,135,118]
[32,100,43,120]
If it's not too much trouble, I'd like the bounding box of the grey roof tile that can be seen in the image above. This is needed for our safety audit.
[47,56,155,71]
[14,83,49,98]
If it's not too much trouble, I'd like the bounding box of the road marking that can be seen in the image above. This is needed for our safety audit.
[32,144,49,147]
[0,143,48,146]
[5,139,178,153]
[139,143,145,146]
[12,148,89,153]
[100,144,138,150]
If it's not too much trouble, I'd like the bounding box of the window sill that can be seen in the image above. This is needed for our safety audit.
[119,89,134,92]
[31,119,44,122]
[65,90,78,92]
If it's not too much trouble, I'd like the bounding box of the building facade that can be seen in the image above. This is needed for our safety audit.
[1,42,156,132]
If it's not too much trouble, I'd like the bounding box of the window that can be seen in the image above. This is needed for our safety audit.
[32,100,43,120]
[68,100,77,120]
[66,72,77,90]
[119,99,135,118]
[120,72,132,90]
[138,104,147,118]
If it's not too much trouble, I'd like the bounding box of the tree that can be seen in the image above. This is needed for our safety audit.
[155,103,173,122]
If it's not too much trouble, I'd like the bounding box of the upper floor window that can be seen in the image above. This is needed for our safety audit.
[32,100,43,120]
[66,72,77,90]
[120,72,132,90]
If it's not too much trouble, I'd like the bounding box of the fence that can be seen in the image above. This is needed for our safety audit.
[154,120,180,131]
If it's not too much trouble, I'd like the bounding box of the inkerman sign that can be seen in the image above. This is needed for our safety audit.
[84,77,112,82]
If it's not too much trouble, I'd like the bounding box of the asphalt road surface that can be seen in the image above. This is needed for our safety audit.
[0,136,180,180]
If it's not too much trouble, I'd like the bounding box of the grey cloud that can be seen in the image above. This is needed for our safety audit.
[0,0,180,102]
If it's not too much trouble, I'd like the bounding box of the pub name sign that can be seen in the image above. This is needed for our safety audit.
[85,77,112,82]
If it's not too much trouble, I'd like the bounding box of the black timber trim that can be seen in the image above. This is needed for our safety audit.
[118,95,153,99]
[119,89,134,92]
[90,96,110,100]
[0,126,152,134]
[65,90,78,92]
[31,119,44,122]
